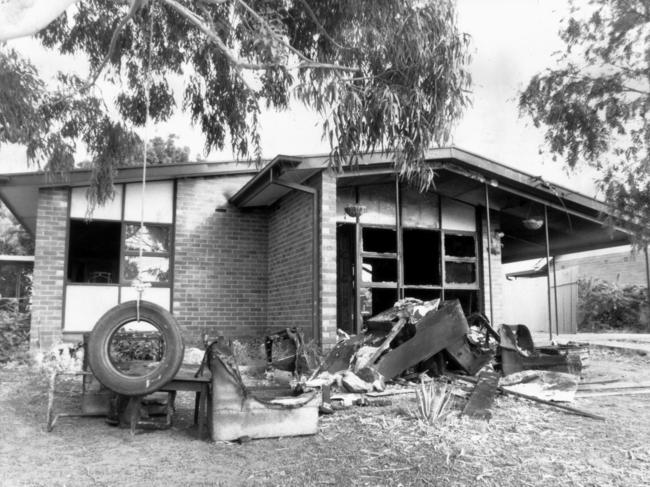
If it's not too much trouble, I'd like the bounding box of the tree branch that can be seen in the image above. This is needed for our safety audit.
[161,0,358,76]
[295,0,349,51]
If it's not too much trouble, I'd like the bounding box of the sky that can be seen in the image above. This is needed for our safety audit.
[0,0,601,196]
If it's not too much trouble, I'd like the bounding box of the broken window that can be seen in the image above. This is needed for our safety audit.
[67,220,121,283]
[360,287,398,320]
[362,227,396,254]
[404,288,441,302]
[444,234,476,258]
[445,262,477,284]
[362,258,397,284]
[403,228,441,286]
[444,290,479,314]
[444,233,477,285]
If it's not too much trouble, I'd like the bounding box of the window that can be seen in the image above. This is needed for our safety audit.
[123,224,171,283]
[403,228,441,286]
[443,233,478,286]
[67,220,121,283]
[67,182,174,287]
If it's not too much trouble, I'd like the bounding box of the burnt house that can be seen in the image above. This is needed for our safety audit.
[0,147,630,349]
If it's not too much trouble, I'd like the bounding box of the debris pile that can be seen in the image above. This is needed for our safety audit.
[301,298,595,421]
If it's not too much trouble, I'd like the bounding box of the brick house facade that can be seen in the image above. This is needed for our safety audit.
[5,148,628,348]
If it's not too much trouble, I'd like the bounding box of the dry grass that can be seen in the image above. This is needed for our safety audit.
[0,348,649,486]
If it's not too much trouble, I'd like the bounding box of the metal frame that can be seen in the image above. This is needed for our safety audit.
[346,181,483,330]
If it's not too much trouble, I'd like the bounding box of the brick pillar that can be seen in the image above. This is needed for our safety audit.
[318,171,338,350]
[481,213,504,327]
[31,188,69,349]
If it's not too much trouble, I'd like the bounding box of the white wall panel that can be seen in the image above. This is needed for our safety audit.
[70,186,122,221]
[441,197,476,232]
[120,286,171,311]
[124,181,173,223]
[64,285,119,332]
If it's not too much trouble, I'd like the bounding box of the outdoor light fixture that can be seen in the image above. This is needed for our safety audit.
[522,218,544,230]
[344,204,367,219]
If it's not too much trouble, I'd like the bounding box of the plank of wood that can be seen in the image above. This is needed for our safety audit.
[578,381,650,392]
[448,373,605,421]
[462,370,500,420]
[576,389,650,398]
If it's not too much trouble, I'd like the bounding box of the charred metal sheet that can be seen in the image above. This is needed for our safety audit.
[375,300,469,380]
[462,370,500,420]
[445,336,495,376]
[316,331,387,374]
[501,349,582,376]
[500,324,535,355]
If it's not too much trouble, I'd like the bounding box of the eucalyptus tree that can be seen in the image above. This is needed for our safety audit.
[1,0,472,202]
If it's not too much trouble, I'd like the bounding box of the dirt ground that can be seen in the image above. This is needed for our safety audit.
[1,348,649,487]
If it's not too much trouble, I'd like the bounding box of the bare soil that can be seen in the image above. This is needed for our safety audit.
[1,348,649,487]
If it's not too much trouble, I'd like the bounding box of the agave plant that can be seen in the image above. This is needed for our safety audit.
[414,376,453,425]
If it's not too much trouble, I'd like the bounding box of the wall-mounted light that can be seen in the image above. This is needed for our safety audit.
[344,204,367,219]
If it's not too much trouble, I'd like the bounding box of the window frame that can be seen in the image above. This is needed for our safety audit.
[66,182,175,290]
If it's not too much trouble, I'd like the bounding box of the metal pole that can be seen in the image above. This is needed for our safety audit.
[395,175,403,300]
[544,205,553,341]
[552,257,560,335]
[643,245,650,330]
[484,184,494,325]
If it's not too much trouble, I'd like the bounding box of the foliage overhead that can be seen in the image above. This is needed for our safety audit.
[19,0,471,196]
[519,0,650,244]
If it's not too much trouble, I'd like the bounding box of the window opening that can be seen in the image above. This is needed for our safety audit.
[444,290,479,314]
[444,234,476,257]
[445,262,477,284]
[403,228,441,285]
[362,258,397,284]
[67,220,121,283]
[362,227,396,254]
[360,288,398,321]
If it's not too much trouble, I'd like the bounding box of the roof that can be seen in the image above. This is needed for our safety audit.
[230,146,632,262]
[0,161,259,235]
[0,147,633,262]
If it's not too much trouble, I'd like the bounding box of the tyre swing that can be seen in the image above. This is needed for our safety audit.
[87,12,184,396]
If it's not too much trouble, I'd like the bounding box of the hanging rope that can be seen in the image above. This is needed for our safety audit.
[135,3,155,322]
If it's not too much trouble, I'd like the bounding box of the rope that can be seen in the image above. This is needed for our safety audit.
[135,3,155,322]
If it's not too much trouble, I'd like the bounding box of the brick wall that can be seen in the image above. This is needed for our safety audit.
[174,176,269,345]
[318,171,338,349]
[481,213,504,326]
[31,188,68,348]
[267,185,313,337]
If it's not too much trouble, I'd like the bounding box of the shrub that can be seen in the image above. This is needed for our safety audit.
[578,278,649,331]
[0,301,30,363]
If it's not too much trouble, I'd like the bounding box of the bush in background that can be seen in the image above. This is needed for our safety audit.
[0,300,30,363]
[578,278,649,331]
